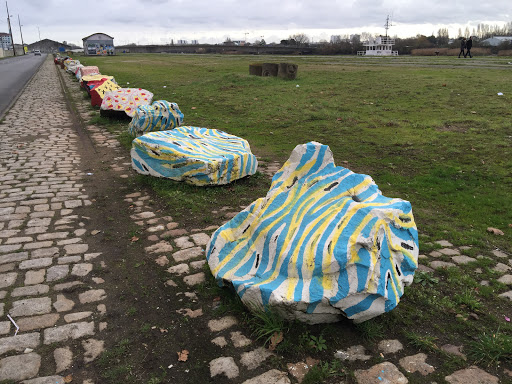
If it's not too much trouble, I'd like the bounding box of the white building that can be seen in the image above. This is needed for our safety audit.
[0,33,12,50]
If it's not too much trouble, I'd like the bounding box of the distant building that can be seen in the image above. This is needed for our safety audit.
[177,40,188,45]
[27,39,72,53]
[82,33,115,55]
[0,32,12,50]
[191,40,198,45]
[480,36,512,46]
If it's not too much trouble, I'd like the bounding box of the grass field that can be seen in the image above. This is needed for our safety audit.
[77,53,512,380]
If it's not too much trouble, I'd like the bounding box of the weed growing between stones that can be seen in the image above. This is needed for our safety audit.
[468,328,512,367]
[245,306,290,347]
[405,331,439,353]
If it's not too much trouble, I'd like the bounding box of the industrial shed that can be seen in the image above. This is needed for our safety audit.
[82,33,115,55]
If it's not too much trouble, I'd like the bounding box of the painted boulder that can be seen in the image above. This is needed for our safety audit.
[100,88,153,117]
[78,66,100,81]
[90,80,121,107]
[131,126,258,186]
[207,142,419,323]
[128,100,184,137]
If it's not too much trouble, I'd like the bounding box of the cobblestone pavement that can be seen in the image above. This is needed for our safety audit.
[0,57,511,383]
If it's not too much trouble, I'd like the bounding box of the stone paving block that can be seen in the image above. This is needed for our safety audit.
[71,263,93,277]
[172,247,204,262]
[445,365,499,383]
[0,272,18,288]
[24,241,53,250]
[498,291,512,300]
[399,353,435,375]
[378,339,404,354]
[430,260,456,269]
[0,244,22,253]
[31,247,59,259]
[190,260,206,270]
[0,322,10,335]
[37,232,69,241]
[242,370,291,384]
[452,256,477,265]
[492,249,508,258]
[230,331,252,348]
[84,252,101,261]
[208,316,238,332]
[17,314,60,332]
[57,256,81,264]
[0,259,12,270]
[175,236,194,249]
[25,226,49,235]
[184,272,205,286]
[64,199,83,208]
[10,297,52,317]
[54,347,73,373]
[334,345,371,361]
[439,248,460,256]
[354,362,408,384]
[22,375,66,384]
[494,263,511,273]
[64,243,88,255]
[27,218,52,227]
[12,284,49,297]
[0,352,41,382]
[240,347,273,370]
[0,251,29,264]
[212,336,227,347]
[57,238,81,246]
[64,311,92,323]
[43,321,95,344]
[5,236,33,244]
[167,264,190,275]
[0,332,40,355]
[82,338,105,363]
[209,356,239,379]
[79,289,106,303]
[24,269,46,285]
[145,241,173,254]
[53,294,75,312]
[191,233,211,246]
[46,265,69,282]
[53,281,83,291]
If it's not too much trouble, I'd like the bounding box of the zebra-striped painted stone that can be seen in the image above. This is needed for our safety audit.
[131,126,258,186]
[207,142,418,323]
[128,100,184,137]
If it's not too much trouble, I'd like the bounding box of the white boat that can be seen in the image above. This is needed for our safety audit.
[357,16,398,56]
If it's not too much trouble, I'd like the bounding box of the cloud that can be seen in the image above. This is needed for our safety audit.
[8,0,512,46]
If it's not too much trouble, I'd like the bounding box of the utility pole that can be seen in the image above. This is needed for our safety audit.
[6,1,15,56]
[18,14,25,55]
[37,26,41,41]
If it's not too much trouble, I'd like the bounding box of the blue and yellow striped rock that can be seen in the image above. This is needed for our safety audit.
[207,142,418,323]
[131,126,258,186]
[128,100,184,137]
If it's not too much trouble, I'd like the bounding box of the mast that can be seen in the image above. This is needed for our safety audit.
[384,15,391,38]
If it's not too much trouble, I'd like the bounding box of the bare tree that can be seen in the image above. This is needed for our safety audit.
[289,33,310,46]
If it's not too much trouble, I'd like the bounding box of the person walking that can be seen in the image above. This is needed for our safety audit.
[465,36,473,58]
[458,37,466,58]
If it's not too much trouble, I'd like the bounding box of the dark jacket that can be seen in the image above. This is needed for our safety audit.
[466,39,473,49]
[460,40,466,49]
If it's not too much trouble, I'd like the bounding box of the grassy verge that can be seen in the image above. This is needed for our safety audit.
[75,53,512,380]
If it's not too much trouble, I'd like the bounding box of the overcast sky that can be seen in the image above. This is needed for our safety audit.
[2,0,511,46]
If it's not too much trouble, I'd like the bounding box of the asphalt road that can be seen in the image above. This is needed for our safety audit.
[0,53,47,119]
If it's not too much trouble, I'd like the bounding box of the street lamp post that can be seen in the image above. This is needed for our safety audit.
[18,14,25,55]
[6,1,15,56]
